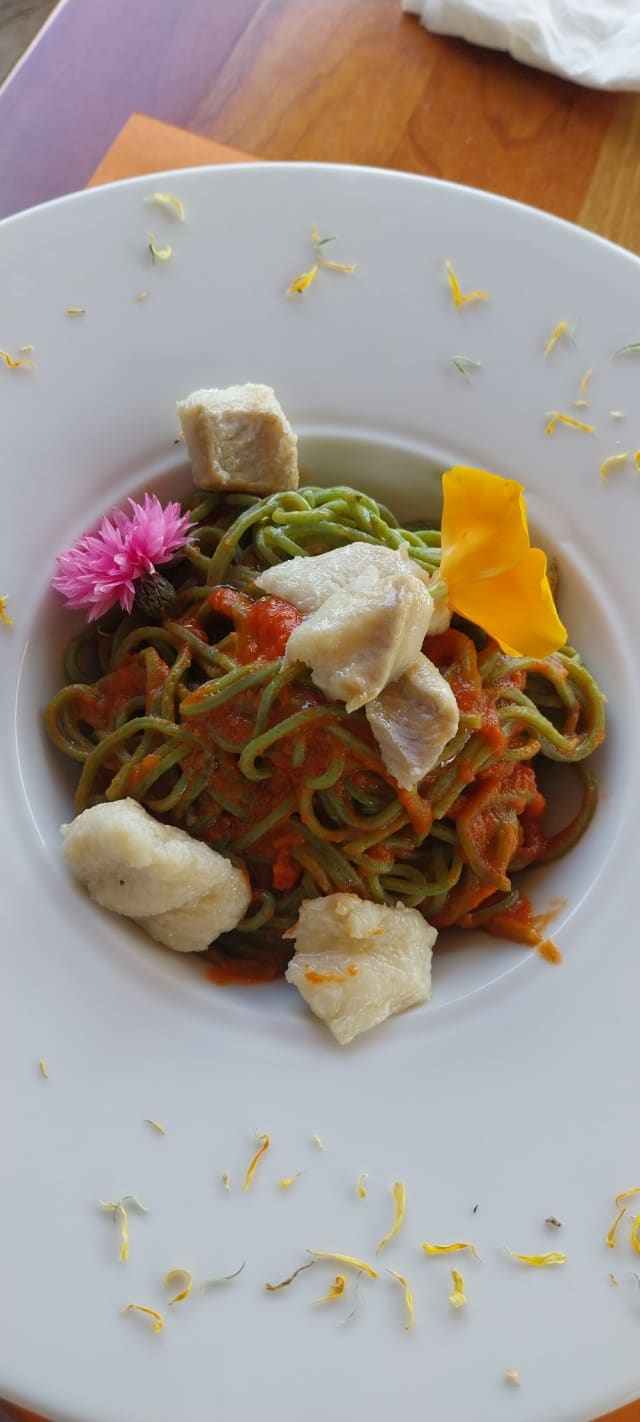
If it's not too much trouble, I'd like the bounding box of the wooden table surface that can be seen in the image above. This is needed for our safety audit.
[0,0,639,254]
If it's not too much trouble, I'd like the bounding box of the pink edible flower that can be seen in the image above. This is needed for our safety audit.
[52,493,192,621]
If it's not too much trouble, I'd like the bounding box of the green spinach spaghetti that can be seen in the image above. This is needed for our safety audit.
[46,483,606,981]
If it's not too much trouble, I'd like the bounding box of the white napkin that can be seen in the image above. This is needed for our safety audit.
[402,0,640,91]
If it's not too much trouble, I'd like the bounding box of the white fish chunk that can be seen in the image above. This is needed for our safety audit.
[283,571,433,711]
[256,541,433,613]
[62,798,250,952]
[285,893,436,1045]
[177,383,298,493]
[365,654,459,790]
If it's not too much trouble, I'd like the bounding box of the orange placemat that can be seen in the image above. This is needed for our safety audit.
[88,112,254,186]
[2,111,638,1422]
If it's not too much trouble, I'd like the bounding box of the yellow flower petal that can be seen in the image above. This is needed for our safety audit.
[314,1274,346,1303]
[243,1131,270,1190]
[451,549,566,659]
[606,1205,626,1248]
[287,265,318,296]
[376,1181,406,1252]
[124,1303,164,1332]
[440,466,567,658]
[387,1268,415,1329]
[449,1267,466,1308]
[164,1267,193,1305]
[422,1240,480,1259]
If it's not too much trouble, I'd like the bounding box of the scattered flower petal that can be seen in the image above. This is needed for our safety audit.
[631,1215,640,1256]
[202,1261,246,1289]
[609,1273,619,1286]
[440,466,566,658]
[287,265,318,296]
[310,1134,325,1150]
[164,1267,193,1305]
[243,1131,270,1190]
[314,1274,346,1303]
[38,1059,48,1078]
[422,1240,480,1259]
[136,291,150,302]
[317,257,356,274]
[144,192,185,221]
[504,1369,521,1386]
[279,1174,302,1190]
[606,1206,627,1248]
[17,344,34,353]
[450,355,482,381]
[99,1200,129,1262]
[505,1249,566,1266]
[143,1119,165,1135]
[0,348,34,369]
[579,367,594,393]
[609,410,625,420]
[601,452,629,479]
[546,411,595,435]
[119,1195,148,1213]
[573,399,590,409]
[65,307,85,316]
[445,260,487,309]
[264,1261,315,1292]
[615,1187,640,1208]
[148,234,173,264]
[0,595,13,626]
[357,1173,368,1199]
[613,343,640,358]
[51,493,192,622]
[449,1267,466,1309]
[123,1303,164,1332]
[221,1171,231,1191]
[544,320,571,355]
[376,1181,406,1252]
[387,1268,415,1329]
[308,1251,377,1278]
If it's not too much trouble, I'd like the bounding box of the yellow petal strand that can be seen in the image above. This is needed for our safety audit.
[65,307,85,315]
[445,260,488,309]
[635,451,640,472]
[387,1268,415,1330]
[38,1059,48,1078]
[99,1201,129,1261]
[147,234,172,264]
[318,257,356,273]
[506,1250,566,1266]
[308,1251,377,1279]
[615,1186,640,1208]
[601,452,629,479]
[422,1240,480,1260]
[546,411,595,435]
[606,1205,627,1248]
[164,1267,193,1305]
[631,1215,640,1255]
[143,1119,165,1134]
[310,1134,325,1149]
[357,1173,368,1199]
[0,349,34,369]
[279,1174,302,1190]
[0,595,13,626]
[450,548,567,659]
[449,1268,467,1309]
[314,1274,346,1303]
[145,192,185,220]
[544,320,569,355]
[124,1303,164,1333]
[609,1273,619,1286]
[376,1181,406,1252]
[243,1132,270,1190]
[287,265,318,296]
[579,366,594,393]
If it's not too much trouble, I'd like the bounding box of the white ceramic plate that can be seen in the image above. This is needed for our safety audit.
[1,164,639,1422]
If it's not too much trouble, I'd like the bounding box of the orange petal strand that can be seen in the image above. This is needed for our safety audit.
[440,467,531,586]
[450,549,567,659]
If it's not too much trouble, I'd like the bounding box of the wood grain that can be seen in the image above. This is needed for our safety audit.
[1,0,640,250]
